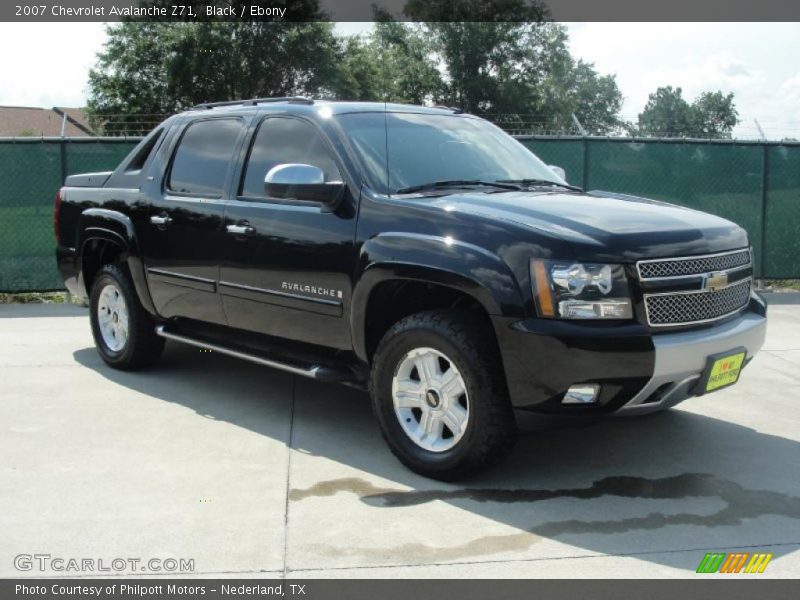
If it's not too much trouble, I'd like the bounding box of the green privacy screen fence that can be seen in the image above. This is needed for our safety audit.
[0,138,137,292]
[0,136,798,292]
[521,136,800,280]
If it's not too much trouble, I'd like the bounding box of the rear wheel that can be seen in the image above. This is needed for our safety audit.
[370,310,516,480]
[89,263,164,369]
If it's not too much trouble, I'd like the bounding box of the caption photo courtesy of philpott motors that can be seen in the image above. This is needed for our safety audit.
[0,0,799,598]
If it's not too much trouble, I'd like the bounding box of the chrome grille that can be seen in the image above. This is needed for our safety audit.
[638,249,751,280]
[644,278,751,326]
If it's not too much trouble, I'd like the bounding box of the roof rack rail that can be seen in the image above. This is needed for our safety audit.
[433,105,464,114]
[191,97,314,110]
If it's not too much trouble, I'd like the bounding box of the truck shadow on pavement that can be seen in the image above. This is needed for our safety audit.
[74,342,800,572]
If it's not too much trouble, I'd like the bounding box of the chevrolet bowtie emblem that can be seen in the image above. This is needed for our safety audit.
[703,271,728,292]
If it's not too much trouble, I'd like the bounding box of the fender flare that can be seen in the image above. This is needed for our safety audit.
[350,232,525,361]
[76,208,157,315]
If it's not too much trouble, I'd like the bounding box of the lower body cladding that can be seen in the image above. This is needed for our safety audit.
[492,298,767,415]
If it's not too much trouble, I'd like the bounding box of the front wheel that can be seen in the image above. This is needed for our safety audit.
[89,263,164,370]
[370,310,516,480]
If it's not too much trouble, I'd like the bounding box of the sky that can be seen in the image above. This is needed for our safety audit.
[0,22,798,139]
[567,23,800,140]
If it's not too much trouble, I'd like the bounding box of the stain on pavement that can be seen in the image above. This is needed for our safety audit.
[289,473,800,562]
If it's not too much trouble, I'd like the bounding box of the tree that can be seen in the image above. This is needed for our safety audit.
[87,1,338,133]
[401,0,553,115]
[87,0,625,136]
[537,53,624,135]
[636,86,739,138]
[329,18,444,104]
[401,1,621,133]
[325,36,383,102]
[568,63,624,135]
[369,20,445,104]
[636,86,693,137]
[690,91,739,137]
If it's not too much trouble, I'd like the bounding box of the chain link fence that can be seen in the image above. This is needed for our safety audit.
[0,135,798,292]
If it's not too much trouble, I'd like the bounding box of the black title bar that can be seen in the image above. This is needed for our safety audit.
[3,0,800,22]
[3,579,800,600]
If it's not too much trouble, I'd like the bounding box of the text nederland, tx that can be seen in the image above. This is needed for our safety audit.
[15,583,304,596]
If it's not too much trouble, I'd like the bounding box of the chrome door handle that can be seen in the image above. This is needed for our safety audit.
[150,214,172,226]
[226,224,256,236]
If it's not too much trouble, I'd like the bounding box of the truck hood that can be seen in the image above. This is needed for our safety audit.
[430,189,749,261]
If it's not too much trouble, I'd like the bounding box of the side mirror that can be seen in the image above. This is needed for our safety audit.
[548,165,567,182]
[265,163,345,208]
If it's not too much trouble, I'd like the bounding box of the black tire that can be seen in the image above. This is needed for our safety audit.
[370,310,516,480]
[89,263,164,370]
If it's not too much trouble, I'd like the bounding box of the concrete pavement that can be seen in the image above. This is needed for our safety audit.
[1,301,798,578]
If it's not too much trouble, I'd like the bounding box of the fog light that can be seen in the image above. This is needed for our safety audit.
[558,299,632,319]
[562,384,600,405]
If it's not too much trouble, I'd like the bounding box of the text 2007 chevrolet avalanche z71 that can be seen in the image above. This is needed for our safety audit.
[55,98,767,480]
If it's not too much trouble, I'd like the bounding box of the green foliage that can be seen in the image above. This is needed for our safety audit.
[403,0,549,22]
[636,86,693,137]
[417,21,551,113]
[558,61,624,135]
[399,1,621,133]
[87,13,339,132]
[409,20,622,134]
[328,19,444,104]
[326,35,383,102]
[0,292,76,304]
[389,0,619,134]
[370,21,445,104]
[85,0,728,139]
[87,0,624,135]
[636,86,739,138]
[690,91,739,137]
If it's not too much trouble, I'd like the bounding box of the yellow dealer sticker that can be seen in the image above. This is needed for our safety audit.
[705,352,746,392]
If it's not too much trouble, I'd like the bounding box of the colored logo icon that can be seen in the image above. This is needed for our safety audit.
[696,552,773,574]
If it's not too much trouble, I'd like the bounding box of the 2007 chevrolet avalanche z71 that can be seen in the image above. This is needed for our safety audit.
[55,98,767,480]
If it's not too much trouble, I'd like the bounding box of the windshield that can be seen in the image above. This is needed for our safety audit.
[336,112,565,195]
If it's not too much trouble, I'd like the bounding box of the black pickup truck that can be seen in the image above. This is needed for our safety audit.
[55,98,767,479]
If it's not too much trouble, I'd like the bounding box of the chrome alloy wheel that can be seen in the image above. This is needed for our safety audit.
[97,283,129,352]
[391,347,470,452]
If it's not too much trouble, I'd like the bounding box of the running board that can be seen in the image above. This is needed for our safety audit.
[155,324,358,384]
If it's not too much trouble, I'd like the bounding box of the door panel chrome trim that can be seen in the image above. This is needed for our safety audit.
[218,280,343,317]
[147,268,216,293]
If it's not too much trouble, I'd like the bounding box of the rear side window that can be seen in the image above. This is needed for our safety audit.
[240,117,340,199]
[168,118,242,196]
[126,127,163,172]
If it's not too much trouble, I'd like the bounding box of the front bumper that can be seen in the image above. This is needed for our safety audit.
[493,297,767,415]
[615,310,766,415]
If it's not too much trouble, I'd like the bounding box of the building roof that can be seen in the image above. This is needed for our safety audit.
[0,106,93,137]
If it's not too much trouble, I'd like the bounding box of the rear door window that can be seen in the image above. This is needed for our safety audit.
[168,118,243,197]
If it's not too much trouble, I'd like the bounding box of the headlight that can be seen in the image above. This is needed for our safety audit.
[531,259,633,320]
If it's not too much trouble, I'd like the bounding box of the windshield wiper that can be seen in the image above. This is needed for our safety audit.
[395,179,523,195]
[496,178,583,192]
